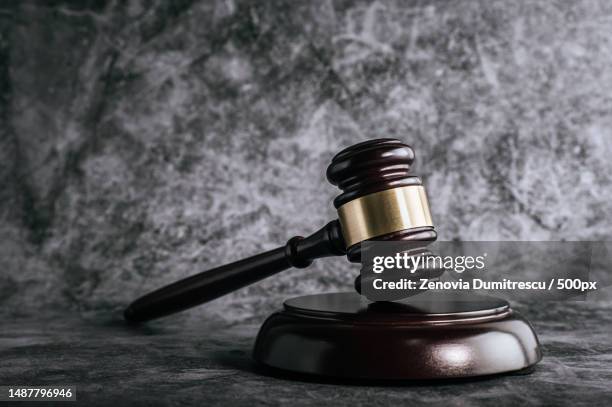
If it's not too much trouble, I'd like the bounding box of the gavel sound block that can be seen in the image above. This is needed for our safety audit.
[125,139,542,380]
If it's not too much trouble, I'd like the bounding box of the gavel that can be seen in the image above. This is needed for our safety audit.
[124,139,437,322]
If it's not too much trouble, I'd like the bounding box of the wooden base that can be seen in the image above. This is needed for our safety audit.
[253,291,542,380]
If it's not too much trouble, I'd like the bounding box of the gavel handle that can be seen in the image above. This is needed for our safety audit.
[124,221,345,322]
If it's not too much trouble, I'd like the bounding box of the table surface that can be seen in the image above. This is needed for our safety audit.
[1,299,611,407]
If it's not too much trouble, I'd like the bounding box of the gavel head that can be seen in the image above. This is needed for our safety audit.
[326,139,437,262]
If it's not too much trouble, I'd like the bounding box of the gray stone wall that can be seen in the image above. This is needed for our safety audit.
[1,0,611,321]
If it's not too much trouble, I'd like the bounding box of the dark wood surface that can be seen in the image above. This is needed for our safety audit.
[124,221,346,322]
[325,138,439,261]
[253,292,541,380]
[124,138,438,322]
[326,138,422,208]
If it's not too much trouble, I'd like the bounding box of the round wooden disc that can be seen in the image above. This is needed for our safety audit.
[284,291,509,319]
[253,292,542,380]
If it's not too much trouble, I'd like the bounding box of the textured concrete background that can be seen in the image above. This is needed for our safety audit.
[1,0,612,321]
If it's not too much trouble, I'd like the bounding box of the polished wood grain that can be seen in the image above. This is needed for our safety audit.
[254,291,542,380]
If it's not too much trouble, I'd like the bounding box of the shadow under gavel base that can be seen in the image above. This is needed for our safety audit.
[253,291,542,380]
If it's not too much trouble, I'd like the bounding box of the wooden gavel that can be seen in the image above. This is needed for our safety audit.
[124,139,437,322]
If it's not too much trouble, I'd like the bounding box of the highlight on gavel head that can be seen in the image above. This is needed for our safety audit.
[326,139,437,262]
